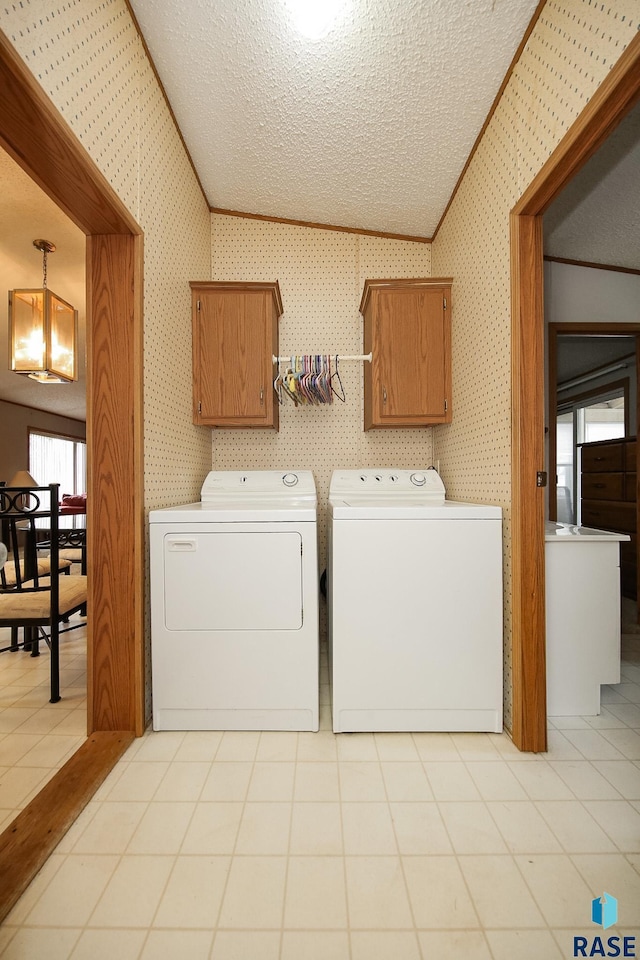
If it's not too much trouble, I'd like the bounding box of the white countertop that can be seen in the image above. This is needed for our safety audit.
[545,521,630,543]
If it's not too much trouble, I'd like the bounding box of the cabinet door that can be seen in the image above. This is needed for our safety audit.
[372,286,450,426]
[193,288,277,428]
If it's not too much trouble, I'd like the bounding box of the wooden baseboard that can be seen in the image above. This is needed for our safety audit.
[0,730,134,924]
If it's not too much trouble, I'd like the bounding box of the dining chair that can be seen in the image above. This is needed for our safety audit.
[0,483,87,703]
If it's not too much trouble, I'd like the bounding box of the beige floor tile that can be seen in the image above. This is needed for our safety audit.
[352,931,421,960]
[535,800,618,852]
[438,802,508,854]
[592,760,640,798]
[284,857,347,928]
[583,799,640,851]
[600,727,640,760]
[459,854,546,927]
[200,762,253,801]
[508,761,575,800]
[411,732,461,761]
[181,801,243,854]
[544,730,584,760]
[15,706,76,736]
[88,855,174,927]
[422,762,481,801]
[215,731,260,761]
[587,708,630,730]
[69,928,147,960]
[0,765,49,808]
[132,731,186,761]
[281,931,350,960]
[140,930,214,960]
[486,930,564,960]
[235,802,292,854]
[256,731,298,761]
[374,732,419,761]
[3,853,66,926]
[173,730,223,761]
[390,801,453,854]
[126,801,195,854]
[297,731,338,761]
[417,931,492,960]
[338,761,386,801]
[0,707,46,734]
[606,701,640,727]
[295,761,340,801]
[25,854,120,927]
[486,800,563,853]
[153,760,211,801]
[218,856,287,929]
[247,761,295,800]
[342,802,397,854]
[402,856,479,928]
[381,761,433,801]
[561,729,626,761]
[345,856,413,929]
[548,760,623,799]
[153,856,230,928]
[71,801,147,854]
[0,733,43,765]
[450,732,502,761]
[102,761,170,802]
[514,854,593,926]
[465,761,528,801]
[289,801,343,855]
[211,931,280,960]
[336,733,378,761]
[0,928,81,960]
[571,852,640,909]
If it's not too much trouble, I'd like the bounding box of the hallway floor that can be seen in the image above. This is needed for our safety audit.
[0,630,639,958]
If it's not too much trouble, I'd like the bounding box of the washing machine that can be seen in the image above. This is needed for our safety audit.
[150,470,319,731]
[328,468,503,733]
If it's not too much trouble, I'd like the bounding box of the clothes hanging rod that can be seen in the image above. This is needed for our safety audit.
[273,353,372,363]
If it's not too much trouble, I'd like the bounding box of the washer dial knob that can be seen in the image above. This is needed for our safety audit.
[282,473,299,487]
[410,473,427,486]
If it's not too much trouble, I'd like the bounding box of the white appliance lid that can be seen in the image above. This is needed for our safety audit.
[545,521,630,542]
[330,498,502,520]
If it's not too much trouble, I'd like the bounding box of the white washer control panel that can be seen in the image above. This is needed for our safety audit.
[330,468,445,500]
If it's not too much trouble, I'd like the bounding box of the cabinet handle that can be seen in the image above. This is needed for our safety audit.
[382,386,387,405]
[260,387,264,405]
[594,483,606,489]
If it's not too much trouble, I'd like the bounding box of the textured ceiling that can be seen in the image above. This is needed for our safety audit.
[129,0,541,237]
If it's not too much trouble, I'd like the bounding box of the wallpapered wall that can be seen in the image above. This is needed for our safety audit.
[2,0,212,511]
[210,214,433,570]
[432,0,640,727]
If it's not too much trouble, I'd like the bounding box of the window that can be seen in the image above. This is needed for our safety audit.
[28,430,86,527]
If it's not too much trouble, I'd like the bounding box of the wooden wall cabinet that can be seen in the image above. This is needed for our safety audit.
[191,281,282,429]
[360,278,452,429]
[580,436,637,598]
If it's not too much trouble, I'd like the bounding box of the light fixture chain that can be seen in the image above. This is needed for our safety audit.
[42,247,47,289]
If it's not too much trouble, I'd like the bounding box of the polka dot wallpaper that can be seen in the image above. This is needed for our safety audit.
[432,0,640,728]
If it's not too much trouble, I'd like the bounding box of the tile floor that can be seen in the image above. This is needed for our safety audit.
[0,622,639,958]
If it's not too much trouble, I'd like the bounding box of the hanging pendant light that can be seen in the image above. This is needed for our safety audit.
[9,239,78,383]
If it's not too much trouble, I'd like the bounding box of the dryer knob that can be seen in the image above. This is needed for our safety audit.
[282,473,299,487]
[410,472,427,486]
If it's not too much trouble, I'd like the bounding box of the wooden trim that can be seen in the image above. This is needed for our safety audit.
[510,213,547,752]
[211,207,432,244]
[511,31,640,751]
[0,31,138,236]
[432,0,547,241]
[0,731,133,924]
[87,234,145,735]
[123,0,209,209]
[190,279,284,317]
[0,20,145,899]
[544,255,640,277]
[359,277,453,316]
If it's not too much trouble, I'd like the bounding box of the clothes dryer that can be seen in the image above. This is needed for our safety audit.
[150,470,319,730]
[328,468,503,733]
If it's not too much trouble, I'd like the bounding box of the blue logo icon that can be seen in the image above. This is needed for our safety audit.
[592,893,618,930]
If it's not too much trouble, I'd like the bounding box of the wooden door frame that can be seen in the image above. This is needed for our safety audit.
[510,34,640,752]
[0,31,144,736]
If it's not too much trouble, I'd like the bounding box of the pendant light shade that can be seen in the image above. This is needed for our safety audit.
[9,239,78,383]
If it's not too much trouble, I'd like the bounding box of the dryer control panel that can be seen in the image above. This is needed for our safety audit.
[329,468,445,500]
[201,469,316,502]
